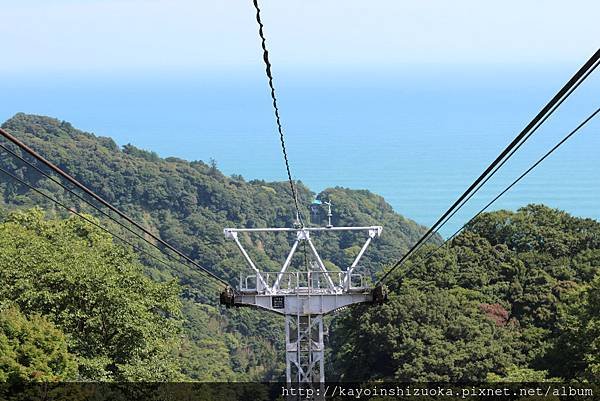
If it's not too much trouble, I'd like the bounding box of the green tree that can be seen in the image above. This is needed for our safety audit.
[551,275,600,380]
[0,209,183,381]
[0,306,77,383]
[487,365,554,382]
[330,284,522,382]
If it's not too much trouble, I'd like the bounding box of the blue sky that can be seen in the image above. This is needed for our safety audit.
[2,0,599,76]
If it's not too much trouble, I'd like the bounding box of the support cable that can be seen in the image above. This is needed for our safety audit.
[416,56,600,249]
[0,127,230,288]
[252,0,304,226]
[0,142,223,291]
[412,106,600,271]
[0,165,221,293]
[377,48,600,286]
[0,142,196,271]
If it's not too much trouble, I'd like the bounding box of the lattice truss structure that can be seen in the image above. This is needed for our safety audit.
[223,225,382,383]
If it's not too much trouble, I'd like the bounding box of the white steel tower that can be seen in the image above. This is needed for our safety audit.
[220,222,385,384]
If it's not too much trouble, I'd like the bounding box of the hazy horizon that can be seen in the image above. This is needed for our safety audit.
[2,0,599,74]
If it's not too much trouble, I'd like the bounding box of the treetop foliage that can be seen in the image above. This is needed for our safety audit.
[332,205,600,382]
[0,208,183,381]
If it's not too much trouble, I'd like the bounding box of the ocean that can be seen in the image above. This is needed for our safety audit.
[1,65,598,236]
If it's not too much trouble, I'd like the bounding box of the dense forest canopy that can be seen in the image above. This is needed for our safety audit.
[0,209,182,382]
[330,205,600,382]
[0,113,597,383]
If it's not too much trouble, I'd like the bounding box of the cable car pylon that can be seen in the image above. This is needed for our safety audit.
[220,204,384,387]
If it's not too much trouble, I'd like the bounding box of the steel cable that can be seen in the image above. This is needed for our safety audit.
[252,0,304,226]
[377,48,600,285]
[393,105,600,283]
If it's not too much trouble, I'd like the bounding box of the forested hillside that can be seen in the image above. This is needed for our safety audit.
[330,205,600,382]
[0,113,433,381]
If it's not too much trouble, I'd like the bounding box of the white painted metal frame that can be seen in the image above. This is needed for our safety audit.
[224,225,382,385]
[224,226,381,295]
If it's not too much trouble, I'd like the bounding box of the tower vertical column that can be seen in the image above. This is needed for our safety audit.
[285,314,325,383]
